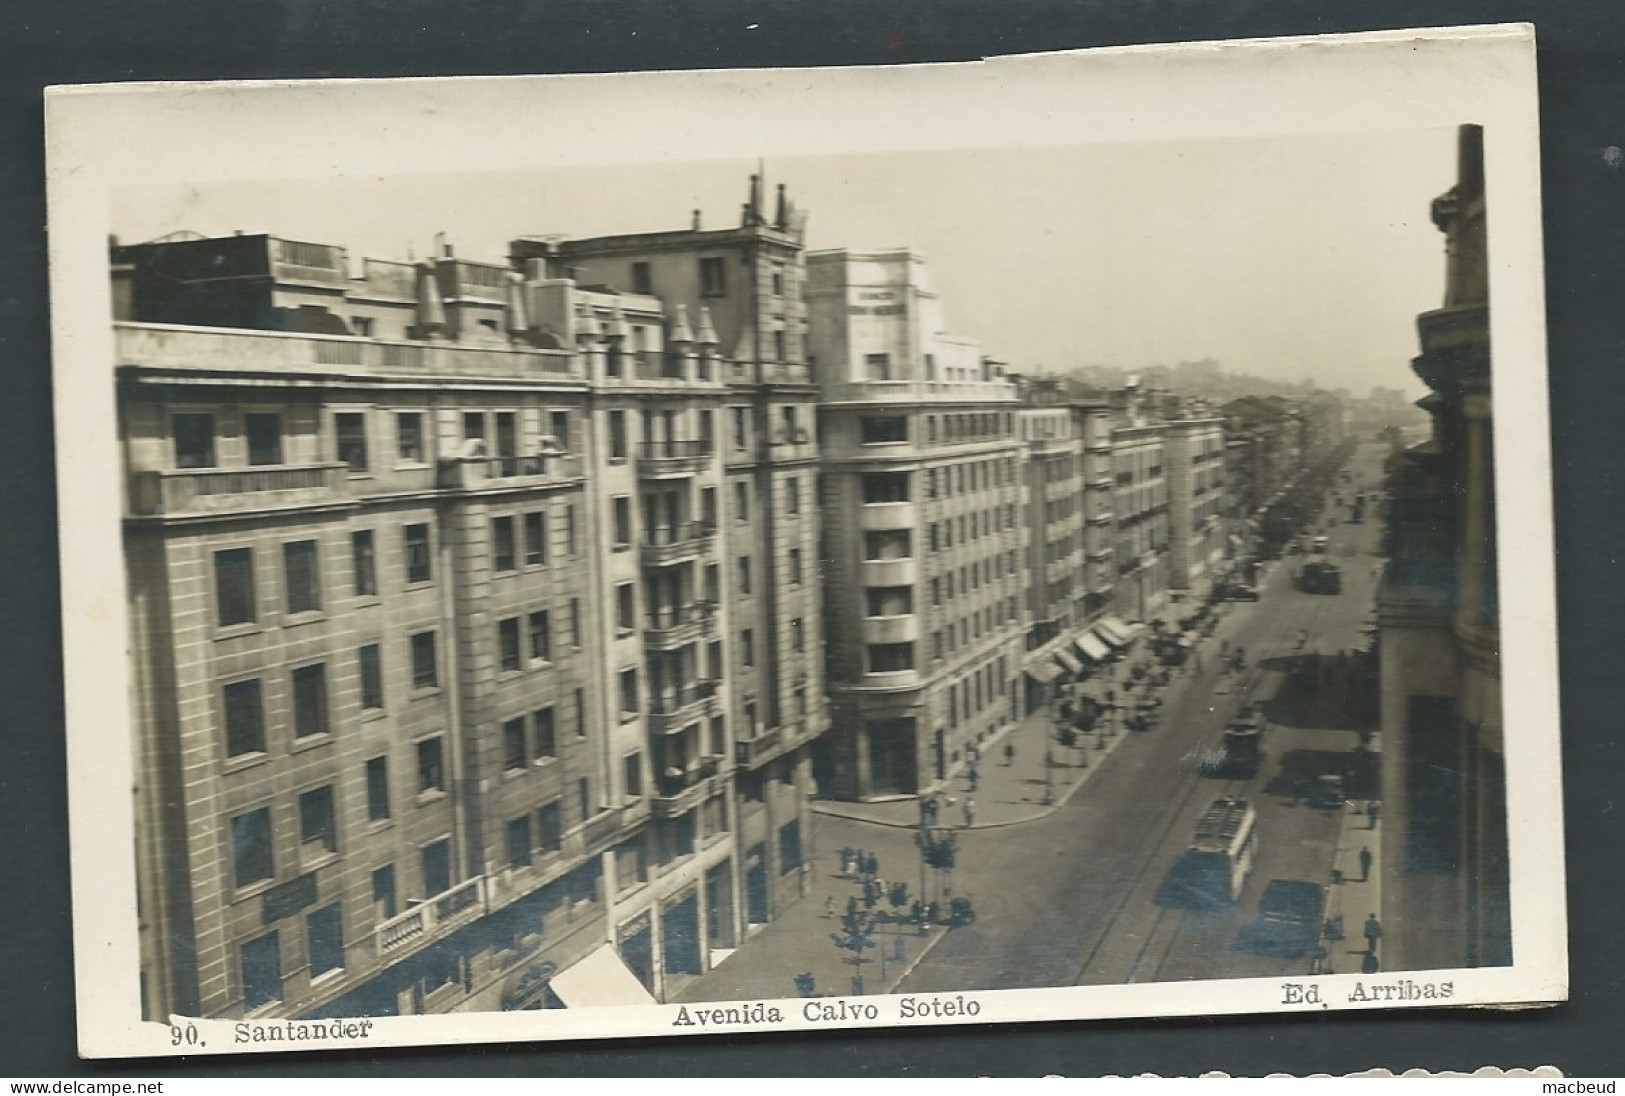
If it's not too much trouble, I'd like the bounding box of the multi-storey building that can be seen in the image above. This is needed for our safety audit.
[1378,124,1508,970]
[116,176,829,1021]
[805,248,1026,800]
[1108,390,1171,623]
[1162,413,1229,602]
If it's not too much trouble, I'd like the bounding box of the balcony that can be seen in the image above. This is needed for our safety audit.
[640,521,718,568]
[1086,510,1115,526]
[116,322,575,381]
[860,557,918,586]
[647,682,720,734]
[734,726,784,768]
[651,765,723,819]
[860,615,920,645]
[438,453,585,492]
[130,462,348,518]
[643,601,717,650]
[858,501,918,531]
[580,807,625,854]
[374,876,487,956]
[636,440,714,478]
[631,350,687,382]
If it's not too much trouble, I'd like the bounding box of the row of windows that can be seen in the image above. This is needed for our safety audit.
[925,507,1015,552]
[944,658,1010,730]
[930,598,1022,662]
[171,408,575,473]
[927,552,1020,605]
[213,525,434,628]
[221,636,438,758]
[920,458,1017,500]
[495,603,582,671]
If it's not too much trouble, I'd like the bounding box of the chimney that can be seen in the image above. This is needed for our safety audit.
[774,183,788,230]
[692,209,703,232]
[748,173,762,224]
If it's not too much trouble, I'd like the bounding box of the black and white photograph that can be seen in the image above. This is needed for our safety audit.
[47,24,1563,1058]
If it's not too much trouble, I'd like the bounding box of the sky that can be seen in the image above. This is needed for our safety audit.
[111,128,1457,396]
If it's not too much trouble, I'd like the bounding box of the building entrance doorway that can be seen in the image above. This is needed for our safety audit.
[661,890,703,977]
[865,717,918,796]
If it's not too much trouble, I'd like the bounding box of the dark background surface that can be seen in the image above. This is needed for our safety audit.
[2,0,1619,1078]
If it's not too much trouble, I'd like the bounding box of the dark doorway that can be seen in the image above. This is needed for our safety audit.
[866,717,918,796]
[661,891,703,976]
[745,843,769,924]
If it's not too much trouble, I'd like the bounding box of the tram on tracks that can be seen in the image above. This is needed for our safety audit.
[1186,796,1259,905]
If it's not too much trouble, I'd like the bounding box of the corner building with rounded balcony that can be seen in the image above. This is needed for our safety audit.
[804,249,1028,800]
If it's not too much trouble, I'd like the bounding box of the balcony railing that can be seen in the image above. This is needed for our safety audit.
[643,601,717,649]
[374,876,486,956]
[640,521,718,566]
[635,440,714,478]
[652,765,721,818]
[438,453,584,490]
[734,726,784,768]
[647,681,719,732]
[130,462,348,517]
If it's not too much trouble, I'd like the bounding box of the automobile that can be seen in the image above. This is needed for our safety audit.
[1310,774,1346,810]
[1254,879,1327,957]
[1219,584,1260,602]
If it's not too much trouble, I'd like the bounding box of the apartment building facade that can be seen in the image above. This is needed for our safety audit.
[1162,415,1229,601]
[805,249,1027,800]
[117,179,827,1022]
[1109,397,1171,624]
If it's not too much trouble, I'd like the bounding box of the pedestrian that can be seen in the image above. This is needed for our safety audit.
[1004,741,1015,767]
[1363,912,1382,953]
[1367,800,1381,830]
[1361,949,1381,974]
[967,765,979,792]
[1359,845,1373,882]
[963,798,976,827]
[824,895,836,919]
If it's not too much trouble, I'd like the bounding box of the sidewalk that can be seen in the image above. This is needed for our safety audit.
[1317,799,1384,976]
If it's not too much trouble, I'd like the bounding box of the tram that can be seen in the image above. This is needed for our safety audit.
[1186,797,1259,904]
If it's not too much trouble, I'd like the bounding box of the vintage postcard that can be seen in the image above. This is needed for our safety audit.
[47,23,1563,1059]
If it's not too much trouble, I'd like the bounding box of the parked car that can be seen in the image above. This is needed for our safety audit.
[1310,774,1346,810]
[1220,584,1260,602]
[1254,879,1327,957]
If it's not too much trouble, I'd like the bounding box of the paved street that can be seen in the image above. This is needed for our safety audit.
[682,444,1391,1001]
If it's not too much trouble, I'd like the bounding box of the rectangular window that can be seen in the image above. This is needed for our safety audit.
[507,815,533,868]
[410,631,438,689]
[616,583,636,633]
[503,717,527,771]
[867,643,915,673]
[231,807,274,889]
[214,548,256,627]
[575,688,587,737]
[492,516,516,572]
[421,837,451,897]
[351,530,377,597]
[173,413,217,469]
[569,599,581,647]
[404,523,432,584]
[789,548,803,585]
[624,752,643,799]
[306,903,343,978]
[245,413,283,466]
[283,539,321,614]
[731,407,747,451]
[790,618,804,652]
[538,802,562,852]
[864,352,891,381]
[365,756,390,821]
[734,482,749,520]
[291,664,329,739]
[566,505,577,555]
[298,785,338,857]
[240,932,282,1012]
[740,629,754,667]
[372,865,397,921]
[463,411,486,444]
[609,410,628,461]
[866,586,913,616]
[523,511,546,566]
[619,667,639,716]
[498,617,522,672]
[863,530,911,560]
[860,416,909,445]
[699,256,726,296]
[335,412,369,472]
[396,412,424,462]
[417,738,446,795]
[737,555,752,595]
[525,609,551,664]
[549,410,570,451]
[612,496,632,547]
[533,707,557,760]
[358,643,384,711]
[862,472,910,503]
[631,261,653,295]
[222,678,266,757]
[786,477,800,514]
[578,776,592,819]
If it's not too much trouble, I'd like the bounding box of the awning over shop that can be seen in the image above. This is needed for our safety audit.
[1054,649,1084,676]
[1094,615,1137,647]
[1075,632,1112,663]
[548,943,658,1008]
[1024,662,1062,686]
